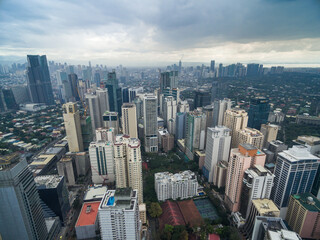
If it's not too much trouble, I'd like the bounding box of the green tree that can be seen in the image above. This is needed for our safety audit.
[148,202,162,218]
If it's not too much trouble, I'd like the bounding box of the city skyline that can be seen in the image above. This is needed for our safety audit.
[1,0,320,66]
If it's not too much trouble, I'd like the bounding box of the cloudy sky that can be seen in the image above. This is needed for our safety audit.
[0,0,319,66]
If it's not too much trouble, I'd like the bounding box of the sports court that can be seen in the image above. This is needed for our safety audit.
[194,198,220,221]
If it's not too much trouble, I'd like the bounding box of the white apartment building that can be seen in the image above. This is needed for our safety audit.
[154,171,198,201]
[98,188,141,240]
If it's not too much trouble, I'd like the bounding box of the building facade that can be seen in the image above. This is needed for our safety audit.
[122,103,138,138]
[143,94,158,152]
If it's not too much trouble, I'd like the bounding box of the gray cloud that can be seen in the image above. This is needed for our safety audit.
[0,0,319,65]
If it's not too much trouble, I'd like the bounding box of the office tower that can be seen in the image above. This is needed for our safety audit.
[194,89,211,108]
[176,112,186,140]
[203,105,214,128]
[223,108,248,148]
[103,111,119,134]
[294,135,320,155]
[122,103,138,138]
[86,93,102,131]
[203,126,231,183]
[260,124,278,148]
[163,96,177,135]
[155,171,198,201]
[242,199,280,237]
[211,80,218,101]
[263,140,288,163]
[62,102,84,152]
[160,71,178,94]
[0,88,18,112]
[96,88,109,114]
[68,73,80,101]
[225,144,266,212]
[185,110,207,160]
[80,115,93,151]
[252,216,302,240]
[98,188,141,240]
[248,97,270,130]
[286,193,320,239]
[210,60,215,72]
[89,140,115,184]
[95,127,115,142]
[94,71,101,87]
[271,145,320,218]
[218,63,223,77]
[239,165,274,218]
[236,127,264,150]
[26,55,54,105]
[11,85,30,104]
[246,63,260,76]
[0,154,48,240]
[213,98,232,126]
[143,94,158,152]
[177,100,189,113]
[133,96,143,121]
[122,87,129,103]
[34,175,70,224]
[57,156,78,185]
[105,70,122,115]
[213,160,228,188]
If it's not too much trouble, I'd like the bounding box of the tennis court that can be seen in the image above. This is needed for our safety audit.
[194,198,220,221]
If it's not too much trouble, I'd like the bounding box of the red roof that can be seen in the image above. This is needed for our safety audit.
[177,200,204,227]
[75,201,100,227]
[208,233,220,240]
[159,201,185,229]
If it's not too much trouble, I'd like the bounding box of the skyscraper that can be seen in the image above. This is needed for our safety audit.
[162,96,177,135]
[176,112,186,140]
[225,144,266,212]
[143,94,158,152]
[160,71,178,94]
[86,93,102,131]
[223,108,248,148]
[103,111,120,134]
[246,63,260,76]
[210,60,215,72]
[236,127,264,150]
[270,145,320,217]
[98,188,141,240]
[121,103,138,138]
[260,123,279,148]
[26,55,54,105]
[62,102,84,152]
[213,98,232,126]
[105,70,122,116]
[68,73,80,101]
[0,154,48,240]
[203,126,231,183]
[248,97,270,130]
[194,89,211,109]
[89,140,115,184]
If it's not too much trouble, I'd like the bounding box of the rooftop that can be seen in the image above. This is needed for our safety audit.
[84,185,108,202]
[75,201,100,227]
[268,229,301,240]
[252,199,280,216]
[0,152,21,170]
[34,175,63,189]
[100,188,137,210]
[279,145,319,161]
[30,154,55,166]
[292,193,320,212]
[296,135,320,146]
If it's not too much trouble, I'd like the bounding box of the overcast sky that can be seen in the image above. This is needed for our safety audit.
[0,0,319,66]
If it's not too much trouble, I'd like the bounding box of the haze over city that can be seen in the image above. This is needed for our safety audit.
[1,0,320,66]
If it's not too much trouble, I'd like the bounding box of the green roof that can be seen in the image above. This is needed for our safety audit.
[292,193,320,212]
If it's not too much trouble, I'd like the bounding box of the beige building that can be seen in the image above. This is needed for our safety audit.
[63,102,84,152]
[213,160,228,188]
[114,135,143,203]
[121,103,138,138]
[260,124,278,147]
[223,108,248,148]
[236,127,264,150]
[139,203,147,225]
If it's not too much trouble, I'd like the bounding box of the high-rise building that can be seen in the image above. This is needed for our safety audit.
[242,199,280,237]
[98,188,141,240]
[213,98,232,126]
[225,144,266,212]
[185,110,207,160]
[34,175,70,224]
[0,88,18,112]
[143,94,158,152]
[26,55,54,105]
[155,171,198,201]
[194,89,211,109]
[210,60,215,72]
[203,105,214,129]
[203,126,231,183]
[248,97,270,130]
[96,88,110,115]
[86,93,103,131]
[223,108,248,148]
[0,154,48,240]
[286,193,320,239]
[177,100,189,113]
[105,71,122,116]
[213,160,228,188]
[62,102,84,152]
[57,156,78,186]
[122,103,138,138]
[11,85,30,104]
[264,140,288,163]
[160,71,178,94]
[260,124,278,148]
[103,111,120,134]
[68,73,80,101]
[270,145,320,218]
[236,127,264,150]
[239,165,274,218]
[89,140,115,184]
[80,115,93,150]
[175,112,186,140]
[162,96,177,135]
[246,63,260,76]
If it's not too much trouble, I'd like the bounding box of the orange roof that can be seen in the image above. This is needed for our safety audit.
[75,201,100,227]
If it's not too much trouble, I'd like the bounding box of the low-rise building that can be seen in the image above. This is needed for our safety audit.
[155,171,198,201]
